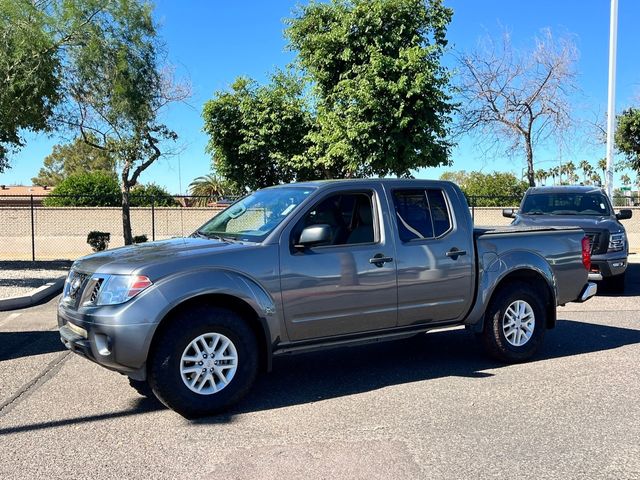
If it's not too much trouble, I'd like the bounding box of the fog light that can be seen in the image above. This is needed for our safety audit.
[94,334,112,356]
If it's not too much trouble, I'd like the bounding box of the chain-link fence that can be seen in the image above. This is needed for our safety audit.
[1,193,639,260]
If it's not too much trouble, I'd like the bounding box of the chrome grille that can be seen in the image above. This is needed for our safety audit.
[89,278,104,303]
[62,270,89,308]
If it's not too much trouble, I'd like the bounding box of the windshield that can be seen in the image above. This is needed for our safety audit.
[195,187,314,242]
[521,192,611,216]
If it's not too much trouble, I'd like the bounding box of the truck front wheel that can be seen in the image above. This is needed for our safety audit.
[148,306,258,418]
[480,282,546,363]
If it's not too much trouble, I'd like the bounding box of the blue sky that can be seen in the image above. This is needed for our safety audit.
[2,0,639,192]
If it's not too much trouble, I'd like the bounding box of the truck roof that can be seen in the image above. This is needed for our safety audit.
[267,178,455,189]
[526,185,605,195]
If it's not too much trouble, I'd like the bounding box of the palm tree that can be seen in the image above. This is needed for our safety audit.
[534,169,547,186]
[597,158,607,180]
[564,161,577,185]
[188,174,231,206]
[591,172,602,186]
[550,166,560,185]
[578,160,592,184]
[621,173,631,186]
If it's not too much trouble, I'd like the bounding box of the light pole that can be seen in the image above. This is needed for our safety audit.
[605,0,618,199]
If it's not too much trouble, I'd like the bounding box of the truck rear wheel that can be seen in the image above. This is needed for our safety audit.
[480,281,546,363]
[148,306,258,418]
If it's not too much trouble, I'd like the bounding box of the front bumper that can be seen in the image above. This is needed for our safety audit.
[57,303,157,381]
[588,255,627,281]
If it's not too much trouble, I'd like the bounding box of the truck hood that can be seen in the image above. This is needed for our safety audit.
[72,237,257,275]
[513,214,624,232]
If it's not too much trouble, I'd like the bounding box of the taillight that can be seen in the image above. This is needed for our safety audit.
[581,236,591,271]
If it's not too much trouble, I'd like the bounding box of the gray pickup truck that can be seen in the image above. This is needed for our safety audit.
[503,185,633,291]
[58,179,596,417]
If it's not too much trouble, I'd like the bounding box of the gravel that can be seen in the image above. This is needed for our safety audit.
[0,261,71,299]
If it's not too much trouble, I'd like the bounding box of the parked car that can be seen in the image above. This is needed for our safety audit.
[503,185,632,291]
[59,179,596,417]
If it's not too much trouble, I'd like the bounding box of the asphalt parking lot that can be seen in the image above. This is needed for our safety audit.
[1,265,639,480]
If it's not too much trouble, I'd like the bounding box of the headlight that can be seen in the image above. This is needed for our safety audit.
[92,274,153,306]
[608,231,626,253]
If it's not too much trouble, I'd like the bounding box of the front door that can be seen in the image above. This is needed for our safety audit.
[279,187,398,342]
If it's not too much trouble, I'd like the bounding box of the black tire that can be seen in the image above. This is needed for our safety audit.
[148,306,258,418]
[480,281,546,363]
[608,272,626,293]
[128,378,154,398]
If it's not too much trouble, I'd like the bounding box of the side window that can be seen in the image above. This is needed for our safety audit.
[393,190,434,241]
[393,188,451,241]
[293,192,375,247]
[427,189,451,237]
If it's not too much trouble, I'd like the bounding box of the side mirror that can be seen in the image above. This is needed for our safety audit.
[616,209,633,220]
[502,208,517,219]
[296,224,332,248]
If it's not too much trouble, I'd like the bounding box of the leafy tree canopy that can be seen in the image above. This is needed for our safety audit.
[615,108,640,173]
[32,135,116,187]
[440,170,529,206]
[286,0,455,178]
[129,183,176,207]
[44,171,120,207]
[202,72,313,191]
[0,0,61,171]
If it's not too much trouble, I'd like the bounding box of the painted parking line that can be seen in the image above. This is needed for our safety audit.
[0,312,22,328]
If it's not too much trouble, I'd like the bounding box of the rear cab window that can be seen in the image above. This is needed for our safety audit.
[393,189,452,242]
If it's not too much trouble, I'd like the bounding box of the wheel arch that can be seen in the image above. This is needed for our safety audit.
[484,268,557,331]
[149,293,273,374]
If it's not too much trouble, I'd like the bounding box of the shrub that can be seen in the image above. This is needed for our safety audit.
[87,231,110,252]
[133,234,148,244]
[129,183,177,207]
[44,171,120,207]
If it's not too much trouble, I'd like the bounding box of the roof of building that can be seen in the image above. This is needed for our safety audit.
[0,185,53,196]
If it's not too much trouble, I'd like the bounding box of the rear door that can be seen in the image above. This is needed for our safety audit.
[278,185,398,341]
[386,183,474,326]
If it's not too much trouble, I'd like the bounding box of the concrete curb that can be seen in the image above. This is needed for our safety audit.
[0,276,66,311]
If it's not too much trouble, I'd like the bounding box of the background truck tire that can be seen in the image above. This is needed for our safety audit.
[480,281,546,363]
[608,272,626,293]
[148,305,258,418]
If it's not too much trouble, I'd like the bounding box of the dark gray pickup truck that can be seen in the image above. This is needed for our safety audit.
[503,185,633,291]
[58,179,596,417]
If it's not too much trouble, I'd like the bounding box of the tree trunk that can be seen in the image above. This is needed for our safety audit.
[121,186,133,245]
[524,136,535,187]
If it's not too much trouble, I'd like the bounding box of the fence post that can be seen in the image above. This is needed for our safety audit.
[151,196,155,241]
[30,195,35,262]
[471,196,475,221]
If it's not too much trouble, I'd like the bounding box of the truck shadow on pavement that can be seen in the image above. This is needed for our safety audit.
[595,262,640,297]
[0,330,65,362]
[224,319,640,417]
[1,318,639,434]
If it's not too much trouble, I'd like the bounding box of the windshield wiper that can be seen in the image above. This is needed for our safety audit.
[192,231,237,242]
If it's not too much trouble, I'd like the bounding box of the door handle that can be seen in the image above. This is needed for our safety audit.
[369,254,394,267]
[445,248,467,260]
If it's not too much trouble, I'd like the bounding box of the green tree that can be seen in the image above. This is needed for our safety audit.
[0,0,61,171]
[615,108,640,173]
[188,174,233,206]
[203,72,313,191]
[59,0,189,244]
[32,135,116,187]
[579,160,592,184]
[440,170,529,206]
[597,158,607,180]
[286,0,455,177]
[129,183,176,207]
[534,169,547,186]
[44,171,120,206]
